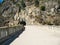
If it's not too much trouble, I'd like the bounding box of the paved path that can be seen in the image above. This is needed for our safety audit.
[10,25,60,45]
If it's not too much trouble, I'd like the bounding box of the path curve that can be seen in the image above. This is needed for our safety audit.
[10,25,60,45]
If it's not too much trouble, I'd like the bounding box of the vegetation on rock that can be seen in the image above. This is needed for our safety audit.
[0,0,60,26]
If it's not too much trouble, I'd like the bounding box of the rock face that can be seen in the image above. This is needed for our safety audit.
[19,0,60,25]
[0,0,60,26]
[0,0,19,26]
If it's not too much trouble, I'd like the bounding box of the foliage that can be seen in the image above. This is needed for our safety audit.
[35,0,39,7]
[40,6,45,11]
[21,0,26,10]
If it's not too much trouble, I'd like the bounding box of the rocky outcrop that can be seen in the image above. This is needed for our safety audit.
[0,0,19,26]
[19,0,60,25]
[0,0,60,26]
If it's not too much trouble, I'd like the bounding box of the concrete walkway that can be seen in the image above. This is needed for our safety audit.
[10,25,60,45]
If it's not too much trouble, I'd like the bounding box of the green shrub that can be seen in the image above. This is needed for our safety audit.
[40,6,45,11]
[35,0,39,7]
[21,0,26,10]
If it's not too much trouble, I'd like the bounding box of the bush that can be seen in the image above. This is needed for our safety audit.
[40,6,45,11]
[35,0,39,7]
[21,0,26,10]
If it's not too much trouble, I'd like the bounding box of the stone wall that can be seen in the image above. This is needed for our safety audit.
[0,25,24,43]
